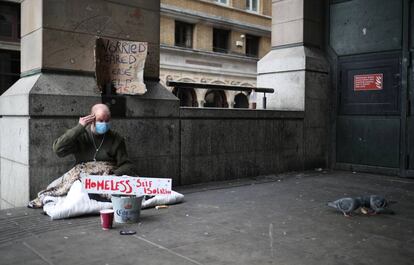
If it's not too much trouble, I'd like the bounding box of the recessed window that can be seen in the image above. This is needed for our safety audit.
[204,90,228,108]
[213,28,230,53]
[246,0,259,12]
[173,87,198,107]
[213,0,228,5]
[245,34,260,57]
[0,49,20,95]
[234,93,249,108]
[0,2,20,42]
[175,21,193,48]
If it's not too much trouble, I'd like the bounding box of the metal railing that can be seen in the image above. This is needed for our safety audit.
[166,81,274,109]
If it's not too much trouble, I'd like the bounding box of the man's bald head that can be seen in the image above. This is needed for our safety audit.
[91,103,111,122]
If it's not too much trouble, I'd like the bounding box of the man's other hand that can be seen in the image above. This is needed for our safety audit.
[79,114,95,127]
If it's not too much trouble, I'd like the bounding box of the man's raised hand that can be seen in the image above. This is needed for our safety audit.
[79,114,95,127]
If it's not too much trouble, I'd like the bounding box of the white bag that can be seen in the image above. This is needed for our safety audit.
[141,191,184,209]
[43,180,112,220]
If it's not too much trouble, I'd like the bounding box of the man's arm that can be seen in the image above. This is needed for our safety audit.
[52,124,85,157]
[53,114,95,157]
[113,139,137,176]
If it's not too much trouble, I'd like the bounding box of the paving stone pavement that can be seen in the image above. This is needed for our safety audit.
[1,170,413,265]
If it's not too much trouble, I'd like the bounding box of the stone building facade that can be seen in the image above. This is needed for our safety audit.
[160,0,271,108]
[1,0,412,210]
[0,0,311,210]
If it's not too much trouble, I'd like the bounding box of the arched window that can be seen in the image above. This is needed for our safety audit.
[204,90,228,108]
[172,87,198,107]
[234,93,249,108]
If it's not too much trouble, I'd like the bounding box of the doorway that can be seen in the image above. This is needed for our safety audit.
[329,0,411,176]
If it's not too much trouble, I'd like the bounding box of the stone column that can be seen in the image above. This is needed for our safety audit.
[0,0,179,209]
[257,0,329,168]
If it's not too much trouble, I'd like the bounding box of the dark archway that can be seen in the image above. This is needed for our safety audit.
[172,87,198,107]
[204,90,228,108]
[234,93,249,108]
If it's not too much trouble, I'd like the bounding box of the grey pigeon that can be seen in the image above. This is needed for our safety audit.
[358,195,395,214]
[328,197,361,216]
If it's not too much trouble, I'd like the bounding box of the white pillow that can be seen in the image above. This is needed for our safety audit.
[141,191,184,209]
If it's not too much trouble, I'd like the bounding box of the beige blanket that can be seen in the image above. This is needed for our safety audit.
[28,161,115,208]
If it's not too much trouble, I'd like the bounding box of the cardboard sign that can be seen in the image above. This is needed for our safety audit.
[95,37,147,95]
[354,73,383,91]
[81,174,172,196]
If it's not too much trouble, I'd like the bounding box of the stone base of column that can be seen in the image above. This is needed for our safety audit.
[257,45,330,169]
[0,73,179,209]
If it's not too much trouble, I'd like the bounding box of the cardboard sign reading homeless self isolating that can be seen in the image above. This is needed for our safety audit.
[81,174,172,196]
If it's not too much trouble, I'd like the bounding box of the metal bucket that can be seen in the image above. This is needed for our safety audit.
[111,196,143,223]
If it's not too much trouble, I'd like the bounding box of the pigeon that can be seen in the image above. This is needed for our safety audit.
[358,195,395,215]
[328,195,396,216]
[327,197,361,217]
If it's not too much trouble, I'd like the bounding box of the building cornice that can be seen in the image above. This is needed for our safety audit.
[160,63,257,78]
[160,44,259,62]
[160,45,257,78]
[161,3,271,36]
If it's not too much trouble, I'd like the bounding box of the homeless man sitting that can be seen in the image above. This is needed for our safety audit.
[28,103,137,208]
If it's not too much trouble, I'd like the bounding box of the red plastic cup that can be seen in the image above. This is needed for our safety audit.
[100,209,114,230]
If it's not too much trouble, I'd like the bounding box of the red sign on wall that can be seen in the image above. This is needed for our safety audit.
[353,73,383,91]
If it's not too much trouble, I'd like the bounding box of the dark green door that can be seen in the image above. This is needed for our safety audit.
[329,0,410,173]
[336,53,401,169]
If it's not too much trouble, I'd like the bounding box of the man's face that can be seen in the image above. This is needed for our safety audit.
[91,110,111,133]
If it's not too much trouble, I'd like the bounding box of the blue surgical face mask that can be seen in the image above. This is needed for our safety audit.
[95,122,110,135]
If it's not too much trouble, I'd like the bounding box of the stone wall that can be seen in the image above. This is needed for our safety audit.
[28,106,306,196]
[257,0,329,169]
[179,108,304,185]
